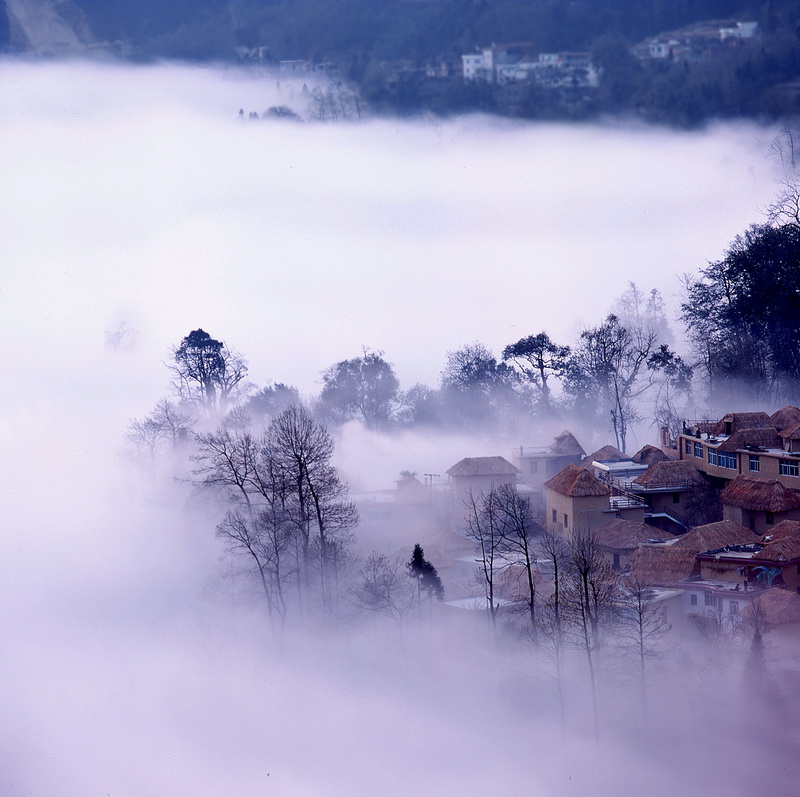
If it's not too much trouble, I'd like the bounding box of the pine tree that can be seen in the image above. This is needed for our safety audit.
[408,544,444,601]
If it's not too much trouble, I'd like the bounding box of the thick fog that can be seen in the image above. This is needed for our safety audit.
[2,59,797,795]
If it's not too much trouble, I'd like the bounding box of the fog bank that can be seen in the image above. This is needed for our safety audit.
[1,58,796,795]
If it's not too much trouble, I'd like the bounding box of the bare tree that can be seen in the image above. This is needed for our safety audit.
[216,506,293,631]
[615,576,671,724]
[563,529,617,736]
[464,488,505,632]
[493,483,541,633]
[267,406,358,610]
[352,552,417,631]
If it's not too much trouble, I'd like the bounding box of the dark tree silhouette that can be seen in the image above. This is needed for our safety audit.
[407,544,444,601]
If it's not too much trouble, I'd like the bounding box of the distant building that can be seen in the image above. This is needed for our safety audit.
[446,456,520,505]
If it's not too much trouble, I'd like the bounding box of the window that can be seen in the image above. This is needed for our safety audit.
[613,553,620,569]
[707,449,717,465]
[564,514,569,529]
[694,442,703,458]
[552,509,557,523]
[749,456,760,472]
[780,459,799,477]
[672,492,680,504]
[529,461,539,474]
[718,453,737,469]
[729,601,739,615]
[690,594,697,606]
[704,592,715,607]
[766,511,775,525]
[749,517,756,530]
[685,439,692,455]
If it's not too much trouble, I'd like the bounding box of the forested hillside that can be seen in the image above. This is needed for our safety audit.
[4,0,800,123]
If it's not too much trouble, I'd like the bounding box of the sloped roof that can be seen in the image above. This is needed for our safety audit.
[770,406,800,431]
[630,444,670,465]
[584,445,627,463]
[633,459,703,487]
[778,422,800,441]
[759,535,800,562]
[720,476,800,512]
[673,520,758,551]
[395,476,428,503]
[543,464,610,497]
[594,519,673,551]
[628,547,699,586]
[717,427,783,452]
[551,430,586,457]
[447,456,519,477]
[762,519,800,542]
[714,412,771,435]
[744,588,800,625]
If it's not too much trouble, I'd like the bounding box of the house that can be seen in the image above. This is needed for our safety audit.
[627,545,700,586]
[511,430,585,513]
[593,519,673,571]
[676,407,800,490]
[694,524,800,592]
[671,520,758,551]
[542,463,642,538]
[720,476,800,534]
[446,456,520,505]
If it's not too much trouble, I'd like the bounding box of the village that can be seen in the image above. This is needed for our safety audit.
[352,406,800,645]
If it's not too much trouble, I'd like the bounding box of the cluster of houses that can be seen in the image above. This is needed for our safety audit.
[356,405,800,639]
[460,19,758,88]
[461,44,598,88]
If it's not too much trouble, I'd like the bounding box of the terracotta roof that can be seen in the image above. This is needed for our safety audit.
[744,588,800,625]
[770,406,800,431]
[630,444,670,465]
[543,464,611,497]
[717,427,782,452]
[594,519,673,550]
[714,412,771,435]
[633,459,703,487]
[628,547,699,586]
[584,445,627,463]
[551,430,586,457]
[447,456,520,477]
[673,520,758,551]
[720,476,800,512]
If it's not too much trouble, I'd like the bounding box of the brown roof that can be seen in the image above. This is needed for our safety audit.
[673,520,758,551]
[770,406,800,431]
[630,444,670,465]
[762,520,800,542]
[627,547,699,586]
[584,445,627,463]
[717,427,783,452]
[543,464,611,497]
[594,519,673,551]
[759,535,800,562]
[551,430,586,457]
[778,422,800,440]
[714,412,772,435]
[720,476,800,512]
[446,456,519,477]
[633,459,703,488]
[744,588,800,625]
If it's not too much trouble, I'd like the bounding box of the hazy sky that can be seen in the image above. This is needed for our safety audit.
[1,58,796,795]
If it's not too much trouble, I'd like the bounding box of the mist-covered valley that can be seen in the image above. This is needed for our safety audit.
[3,58,800,795]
